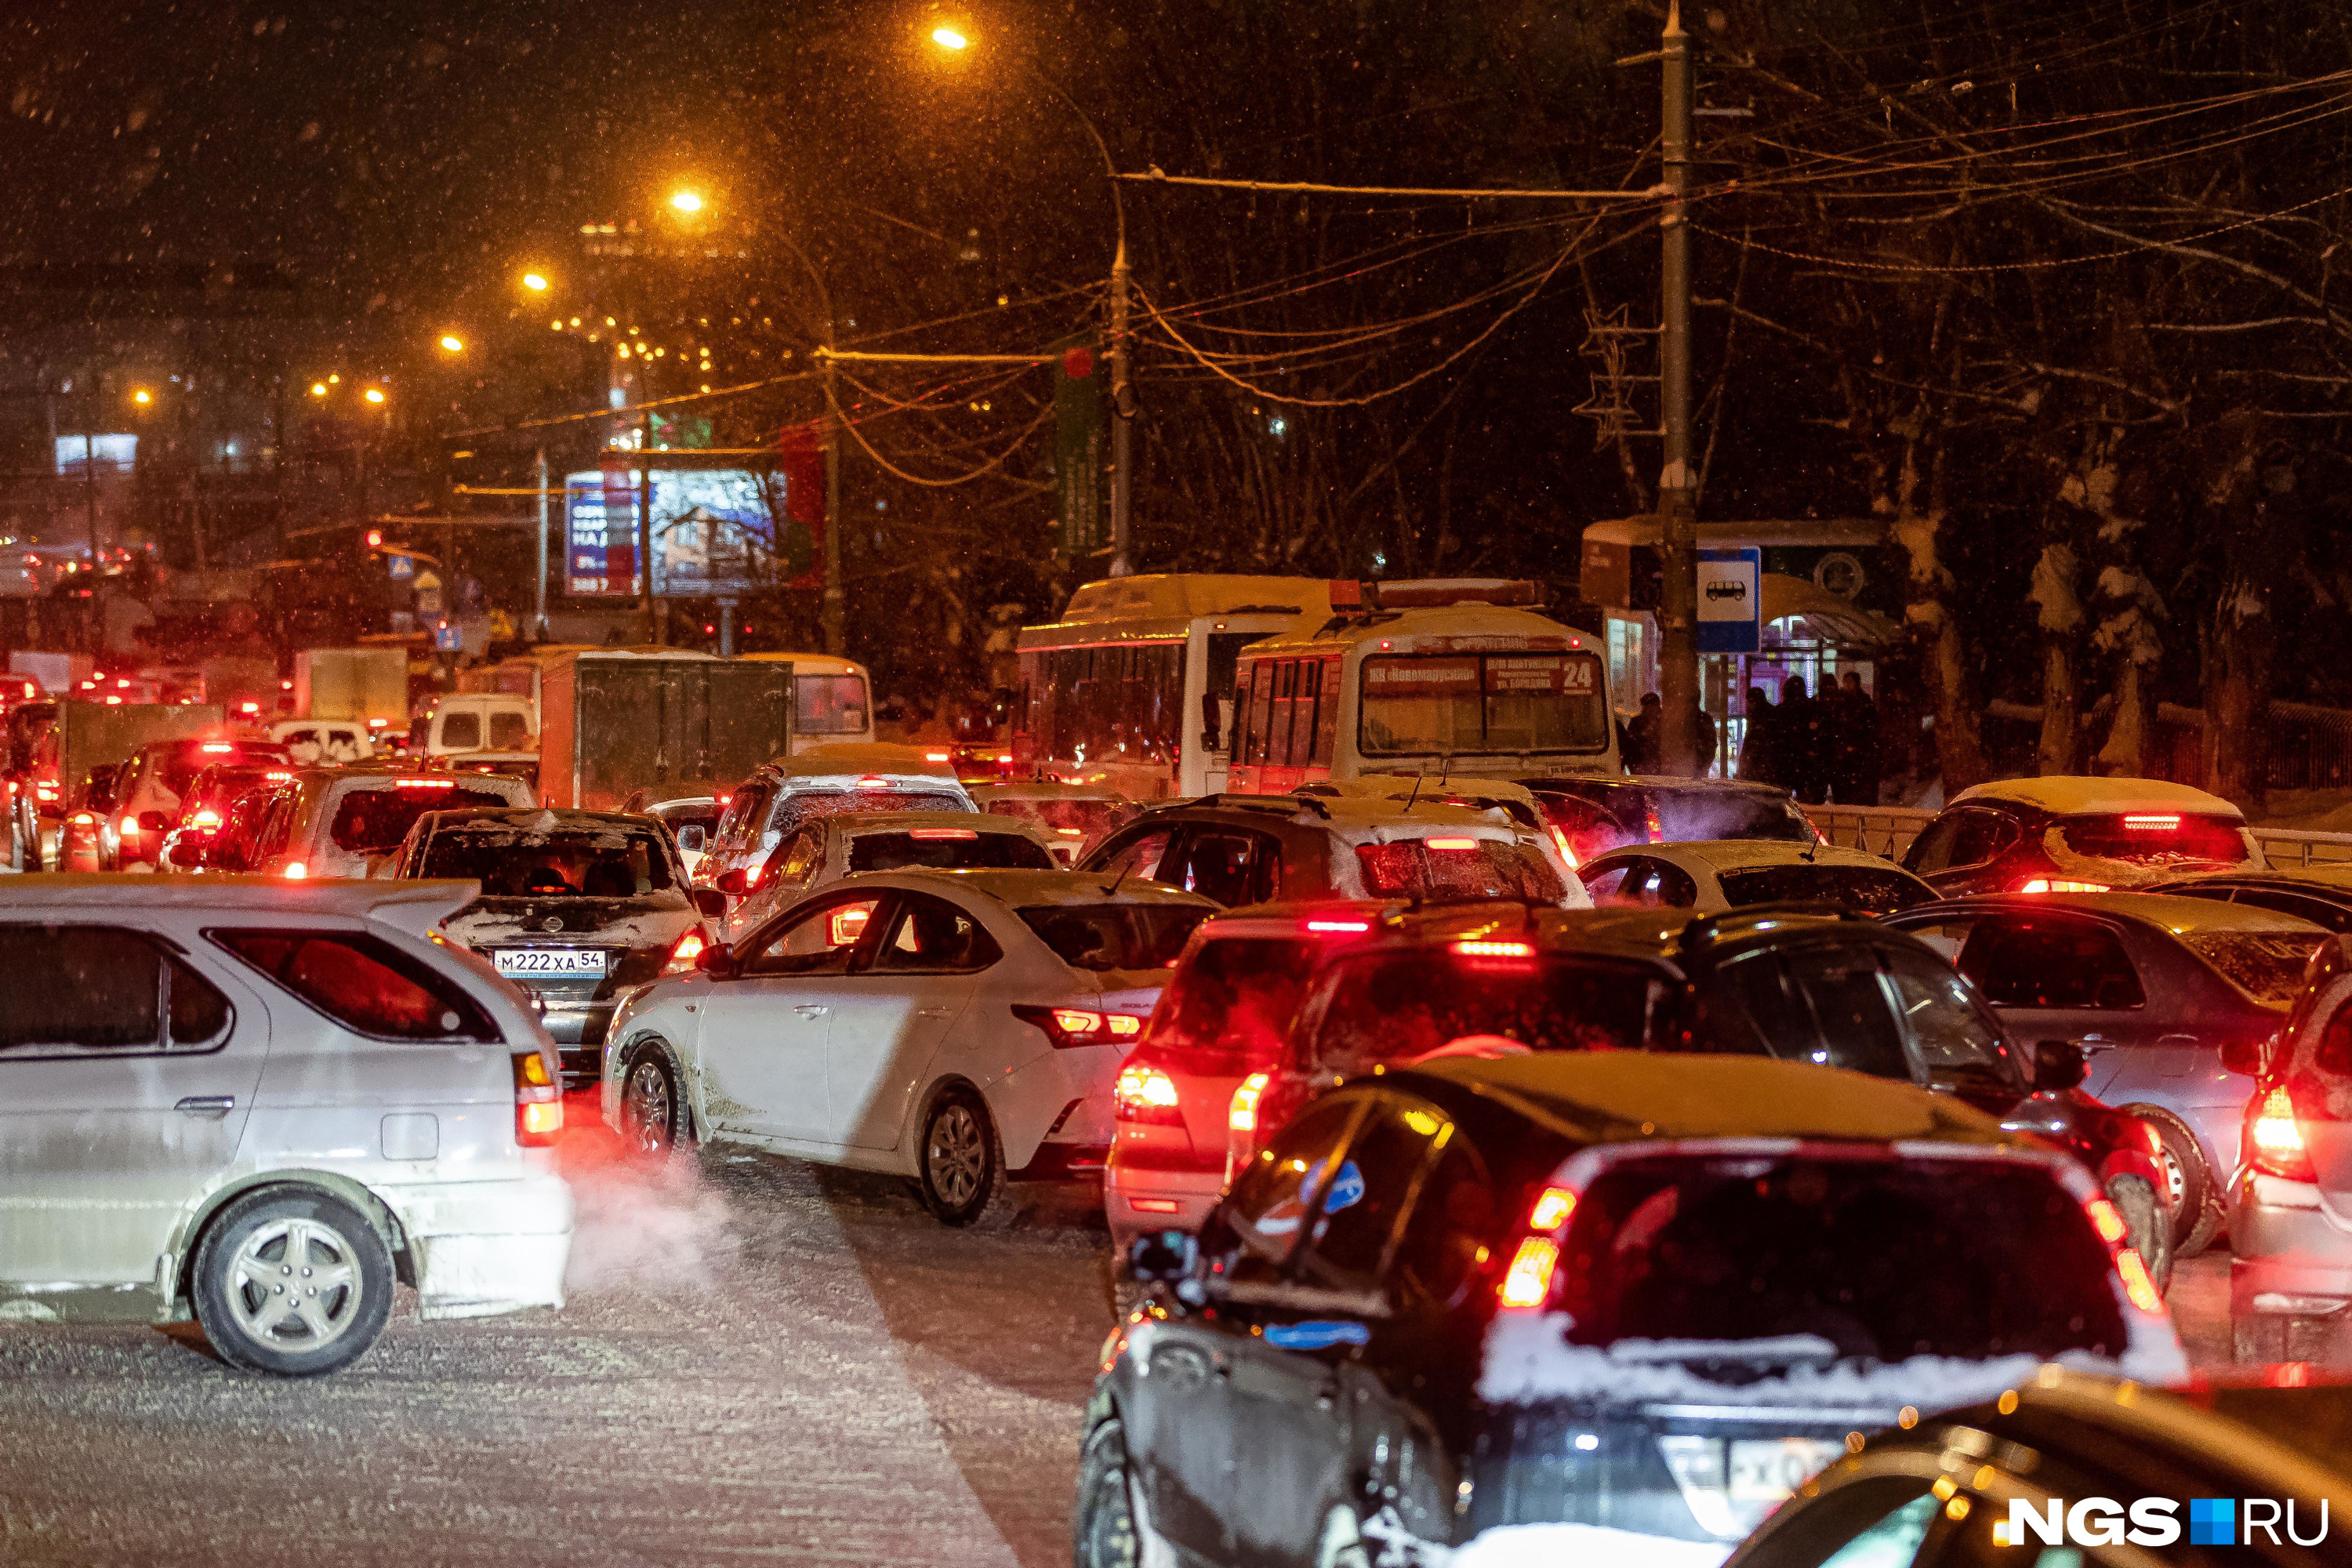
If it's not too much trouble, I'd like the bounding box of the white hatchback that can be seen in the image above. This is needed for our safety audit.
[601,869,1216,1225]
[713,811,1062,945]
[0,876,572,1375]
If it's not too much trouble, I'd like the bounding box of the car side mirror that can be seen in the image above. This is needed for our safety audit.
[139,810,170,833]
[2034,1039,2089,1092]
[1128,1228,1198,1286]
[714,868,748,896]
[692,887,727,918]
[695,940,738,979]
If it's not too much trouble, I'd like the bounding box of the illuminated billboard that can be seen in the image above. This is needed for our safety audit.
[564,467,782,599]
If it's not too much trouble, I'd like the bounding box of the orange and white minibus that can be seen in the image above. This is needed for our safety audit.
[1221,579,1618,793]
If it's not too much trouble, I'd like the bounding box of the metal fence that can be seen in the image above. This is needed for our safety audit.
[1979,699,2352,793]
[1804,803,2352,869]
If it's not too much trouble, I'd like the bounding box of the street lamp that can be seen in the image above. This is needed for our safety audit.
[927,25,1134,576]
[669,190,703,215]
[522,272,550,292]
[363,387,386,405]
[438,335,465,354]
[310,381,328,397]
[130,388,152,406]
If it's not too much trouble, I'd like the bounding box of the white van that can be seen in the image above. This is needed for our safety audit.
[410,693,536,760]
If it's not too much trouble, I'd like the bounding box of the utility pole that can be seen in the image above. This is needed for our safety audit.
[1108,238,1134,578]
[640,402,659,644]
[820,314,844,655]
[1656,0,1701,778]
[533,448,551,641]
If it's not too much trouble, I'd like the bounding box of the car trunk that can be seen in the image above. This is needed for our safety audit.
[447,895,695,1020]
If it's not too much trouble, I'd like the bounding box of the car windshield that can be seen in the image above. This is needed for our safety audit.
[1354,839,1566,902]
[2055,812,2253,867]
[1715,864,1935,914]
[328,784,519,853]
[1017,904,1210,971]
[1308,950,1665,1070]
[418,826,674,896]
[1552,1153,2127,1363]
[847,829,1055,873]
[2182,931,2330,1006]
[1357,652,1609,756]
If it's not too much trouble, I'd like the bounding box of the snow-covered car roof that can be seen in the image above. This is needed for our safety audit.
[765,742,960,781]
[1592,840,1904,875]
[1299,774,1544,811]
[1903,890,2325,937]
[968,781,1129,804]
[644,795,717,815]
[2152,865,2352,893]
[414,807,655,833]
[848,867,1217,909]
[1143,793,1519,842]
[0,873,479,938]
[1396,1051,2021,1149]
[1950,775,2242,818]
[823,810,1050,840]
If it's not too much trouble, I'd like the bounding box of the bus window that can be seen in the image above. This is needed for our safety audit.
[797,674,869,736]
[1247,663,1276,767]
[1311,656,1340,764]
[1360,652,1607,757]
[1268,661,1297,767]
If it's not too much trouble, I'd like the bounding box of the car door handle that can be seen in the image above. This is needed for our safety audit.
[793,1004,829,1017]
[917,1007,954,1019]
[175,1095,234,1117]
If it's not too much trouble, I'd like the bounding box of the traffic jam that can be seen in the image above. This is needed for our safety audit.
[4,575,2350,1566]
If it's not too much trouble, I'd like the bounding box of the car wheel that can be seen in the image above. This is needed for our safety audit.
[918,1089,1008,1228]
[1073,1417,1141,1568]
[191,1186,394,1377]
[619,1044,687,1159]
[2134,1109,2219,1258]
[2106,1173,2170,1295]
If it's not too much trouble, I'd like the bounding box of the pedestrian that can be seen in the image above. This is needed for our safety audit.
[1686,700,1718,779]
[1781,674,1826,804]
[1836,671,1882,806]
[1624,692,1663,773]
[1737,684,1779,786]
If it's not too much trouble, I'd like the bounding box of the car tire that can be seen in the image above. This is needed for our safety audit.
[917,1088,1010,1228]
[1073,1418,1139,1568]
[619,1043,688,1160]
[2133,1109,2218,1258]
[191,1186,394,1377]
[2106,1173,2170,1296]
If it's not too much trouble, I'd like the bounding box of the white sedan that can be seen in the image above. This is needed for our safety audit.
[600,869,1216,1225]
[1579,838,1940,916]
[713,811,1062,945]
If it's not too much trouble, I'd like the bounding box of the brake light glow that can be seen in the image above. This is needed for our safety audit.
[1454,939,1535,959]
[265,771,292,782]
[393,778,456,789]
[1229,1071,1269,1132]
[2114,1247,2163,1313]
[664,928,706,975]
[1646,805,1664,844]
[1109,1014,1142,1036]
[1306,919,1369,934]
[1499,1236,1560,1309]
[104,695,122,706]
[828,906,870,946]
[2019,879,2109,894]
[2082,1197,2129,1247]
[120,815,139,836]
[1424,837,1479,851]
[283,861,307,879]
[2123,814,2181,831]
[1529,1186,1578,1230]
[1128,1197,1181,1214]
[924,751,951,763]
[907,828,978,840]
[201,742,234,753]
[238,702,260,715]
[1055,1007,1104,1033]
[35,782,57,800]
[1547,822,1579,869]
[857,775,889,786]
[2249,1086,2315,1181]
[1056,826,1084,836]
[191,810,221,829]
[368,718,390,728]
[997,753,1014,764]
[514,1051,562,1145]
[1114,1065,1184,1125]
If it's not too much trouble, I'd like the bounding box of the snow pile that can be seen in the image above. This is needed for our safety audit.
[563,1146,738,1294]
[1477,1317,2185,1412]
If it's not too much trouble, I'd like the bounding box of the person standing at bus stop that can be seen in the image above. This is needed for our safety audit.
[1780,675,1826,803]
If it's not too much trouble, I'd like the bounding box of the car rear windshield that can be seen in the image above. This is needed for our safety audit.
[1646,789,1809,841]
[1308,950,1664,1071]
[328,783,522,853]
[1355,839,1566,902]
[1715,865,1934,915]
[183,764,285,816]
[1150,935,1319,1058]
[1018,904,1211,971]
[768,789,968,836]
[2056,812,2252,866]
[419,827,674,895]
[161,742,283,797]
[1552,1153,2127,1363]
[984,797,1131,845]
[848,829,1055,874]
[2182,931,2329,1006]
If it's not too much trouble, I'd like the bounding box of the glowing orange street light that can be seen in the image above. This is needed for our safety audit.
[130,388,152,405]
[670,189,703,214]
[438,335,465,354]
[931,26,969,50]
[309,382,328,397]
[363,387,386,405]
[522,272,550,292]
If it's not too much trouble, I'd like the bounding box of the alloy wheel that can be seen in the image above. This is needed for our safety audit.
[225,1216,364,1352]
[927,1103,985,1210]
[623,1059,673,1155]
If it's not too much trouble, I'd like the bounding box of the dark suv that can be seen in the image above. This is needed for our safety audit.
[1514,774,1815,866]
[1240,901,2175,1283]
[1901,777,2259,896]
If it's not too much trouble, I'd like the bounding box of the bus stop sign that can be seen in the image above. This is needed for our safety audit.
[1697,546,1761,653]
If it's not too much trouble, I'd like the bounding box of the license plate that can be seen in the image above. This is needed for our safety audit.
[491,947,609,978]
[1728,1439,1841,1502]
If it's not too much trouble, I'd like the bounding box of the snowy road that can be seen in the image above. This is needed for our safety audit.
[0,1111,1115,1567]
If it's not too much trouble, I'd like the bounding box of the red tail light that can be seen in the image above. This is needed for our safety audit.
[664,928,707,975]
[1547,822,1580,869]
[908,827,978,840]
[2082,1196,2129,1246]
[1424,837,1479,851]
[924,751,951,763]
[35,781,58,801]
[2115,1247,2163,1313]
[1114,1064,1184,1125]
[2020,878,2109,894]
[2122,814,2180,832]
[1453,938,1534,959]
[1529,1185,1578,1230]
[1229,1071,1269,1132]
[1499,1237,1559,1309]
[119,814,139,837]
[1645,805,1664,844]
[1014,1004,1146,1048]
[514,1051,563,1145]
[2248,1085,2316,1182]
[1305,919,1369,935]
[392,778,456,790]
[283,861,308,879]
[191,809,221,829]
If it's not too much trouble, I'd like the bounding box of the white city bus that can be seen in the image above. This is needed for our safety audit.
[1013,575,1338,799]
[1221,580,1619,793]
[738,652,874,753]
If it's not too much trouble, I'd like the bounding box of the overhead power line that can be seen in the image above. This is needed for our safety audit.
[1120,168,1668,202]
